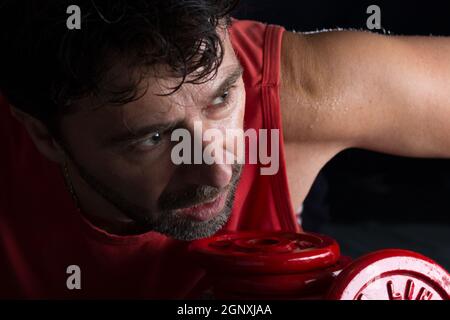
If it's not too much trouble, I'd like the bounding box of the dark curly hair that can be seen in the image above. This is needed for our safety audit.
[0,0,239,135]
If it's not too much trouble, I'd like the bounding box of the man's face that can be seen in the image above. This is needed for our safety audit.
[58,30,246,240]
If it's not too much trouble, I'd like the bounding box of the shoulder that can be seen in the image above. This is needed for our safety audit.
[280,29,397,145]
[229,19,286,87]
[280,30,322,143]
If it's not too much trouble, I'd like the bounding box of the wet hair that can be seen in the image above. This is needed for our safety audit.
[0,0,239,135]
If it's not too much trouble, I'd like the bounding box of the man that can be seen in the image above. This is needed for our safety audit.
[1,0,450,298]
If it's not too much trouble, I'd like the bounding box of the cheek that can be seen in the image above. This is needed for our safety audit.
[237,86,246,125]
[232,89,247,162]
[60,114,178,208]
[224,86,246,128]
[211,92,247,162]
[98,153,176,207]
[68,137,175,208]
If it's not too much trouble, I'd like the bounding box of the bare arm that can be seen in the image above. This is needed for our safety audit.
[281,29,450,158]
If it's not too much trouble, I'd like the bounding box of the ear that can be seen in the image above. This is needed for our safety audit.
[10,106,65,163]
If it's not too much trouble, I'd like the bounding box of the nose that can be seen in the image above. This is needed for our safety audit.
[195,162,233,189]
[175,134,234,189]
[177,153,234,190]
[171,119,236,189]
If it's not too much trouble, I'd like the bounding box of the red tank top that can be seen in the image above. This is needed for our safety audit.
[0,20,298,299]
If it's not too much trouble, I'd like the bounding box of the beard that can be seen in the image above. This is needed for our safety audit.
[69,157,243,241]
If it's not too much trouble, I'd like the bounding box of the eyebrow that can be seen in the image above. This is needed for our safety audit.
[103,63,244,147]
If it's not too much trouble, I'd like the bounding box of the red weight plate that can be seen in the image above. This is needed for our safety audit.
[327,249,450,300]
[189,231,340,274]
[212,256,352,297]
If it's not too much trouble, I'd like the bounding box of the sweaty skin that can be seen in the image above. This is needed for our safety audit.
[281,30,450,211]
[12,26,450,237]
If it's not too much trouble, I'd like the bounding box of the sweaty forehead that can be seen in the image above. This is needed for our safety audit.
[66,33,241,139]
[116,59,242,131]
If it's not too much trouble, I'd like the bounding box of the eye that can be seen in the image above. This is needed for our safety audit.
[136,132,163,147]
[211,90,230,107]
